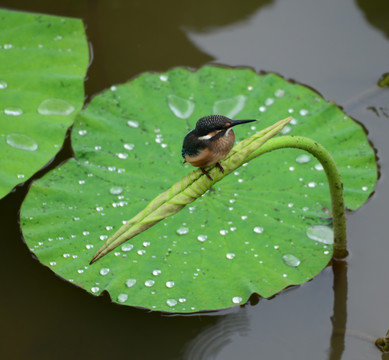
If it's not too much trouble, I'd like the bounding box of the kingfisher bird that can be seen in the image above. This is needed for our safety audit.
[182,115,256,180]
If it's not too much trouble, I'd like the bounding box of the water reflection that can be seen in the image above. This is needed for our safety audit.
[329,260,348,360]
[183,310,250,359]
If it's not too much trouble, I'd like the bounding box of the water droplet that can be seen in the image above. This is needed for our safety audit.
[362,186,368,191]
[296,154,311,164]
[307,182,316,188]
[167,94,195,119]
[306,225,333,244]
[176,226,189,235]
[265,98,274,106]
[100,268,110,276]
[99,235,108,241]
[232,296,242,304]
[213,95,247,118]
[124,143,135,151]
[6,133,38,151]
[109,186,123,195]
[281,126,291,134]
[38,98,74,116]
[145,280,155,287]
[166,281,175,288]
[126,279,136,287]
[275,89,285,97]
[315,163,324,171]
[289,166,295,171]
[241,215,248,220]
[274,245,279,249]
[86,244,94,250]
[49,261,56,266]
[219,229,228,235]
[282,254,301,267]
[152,269,162,276]
[288,203,294,208]
[179,298,186,303]
[283,273,288,278]
[299,109,309,116]
[78,129,87,136]
[166,299,177,307]
[259,106,266,112]
[0,80,7,89]
[4,107,23,116]
[82,231,89,236]
[160,75,168,82]
[117,294,128,303]
[91,286,100,293]
[127,120,139,128]
[116,153,128,159]
[143,241,151,247]
[122,244,134,251]
[137,249,146,255]
[226,253,235,260]
[253,226,264,234]
[197,234,207,242]
[62,253,70,258]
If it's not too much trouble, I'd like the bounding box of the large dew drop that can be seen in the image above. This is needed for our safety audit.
[282,254,301,267]
[306,225,333,244]
[213,95,247,118]
[167,94,195,119]
[6,133,38,151]
[38,98,75,116]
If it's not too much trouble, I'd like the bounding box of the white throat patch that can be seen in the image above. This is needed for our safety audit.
[198,134,212,140]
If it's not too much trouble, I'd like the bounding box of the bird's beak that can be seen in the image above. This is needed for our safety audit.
[228,119,257,128]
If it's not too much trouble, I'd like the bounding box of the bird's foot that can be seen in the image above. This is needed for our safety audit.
[216,162,224,173]
[201,168,213,180]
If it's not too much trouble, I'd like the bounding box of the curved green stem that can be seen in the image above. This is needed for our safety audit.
[90,117,348,263]
[248,135,348,259]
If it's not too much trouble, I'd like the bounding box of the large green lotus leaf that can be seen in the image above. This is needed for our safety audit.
[21,66,377,313]
[0,9,89,198]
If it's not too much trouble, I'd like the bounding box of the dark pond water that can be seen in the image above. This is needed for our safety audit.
[1,0,389,359]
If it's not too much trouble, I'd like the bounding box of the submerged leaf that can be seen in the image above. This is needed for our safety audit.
[21,66,377,313]
[0,9,89,198]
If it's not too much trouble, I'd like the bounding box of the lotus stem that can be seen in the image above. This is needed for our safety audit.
[90,117,347,263]
[248,135,348,259]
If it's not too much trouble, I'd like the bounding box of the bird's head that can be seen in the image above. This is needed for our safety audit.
[194,115,256,137]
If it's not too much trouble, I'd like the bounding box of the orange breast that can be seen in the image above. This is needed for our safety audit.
[185,130,235,168]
